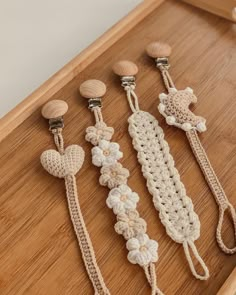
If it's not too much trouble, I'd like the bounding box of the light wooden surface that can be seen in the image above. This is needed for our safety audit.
[146,41,172,58]
[183,0,236,22]
[0,1,235,294]
[79,80,107,99]
[41,100,68,119]
[112,60,139,76]
[0,0,164,144]
[217,267,236,295]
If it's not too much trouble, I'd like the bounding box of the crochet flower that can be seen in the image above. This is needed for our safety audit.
[115,210,147,240]
[106,184,139,214]
[126,234,158,266]
[85,122,114,146]
[92,140,123,167]
[99,163,130,189]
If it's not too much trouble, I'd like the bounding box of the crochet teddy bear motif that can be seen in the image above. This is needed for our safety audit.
[41,144,85,178]
[158,87,207,132]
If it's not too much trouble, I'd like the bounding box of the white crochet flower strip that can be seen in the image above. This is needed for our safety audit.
[106,185,157,266]
[128,110,209,280]
[90,138,159,268]
[105,183,158,263]
[87,107,163,294]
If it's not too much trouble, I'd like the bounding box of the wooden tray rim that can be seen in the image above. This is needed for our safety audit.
[0,0,164,143]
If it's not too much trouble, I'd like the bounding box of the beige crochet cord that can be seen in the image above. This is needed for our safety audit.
[122,84,209,281]
[156,64,236,255]
[40,128,110,295]
[85,104,163,295]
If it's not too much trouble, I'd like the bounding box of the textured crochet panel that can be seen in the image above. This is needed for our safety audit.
[156,64,236,255]
[89,137,159,267]
[85,107,163,294]
[41,145,84,178]
[41,139,110,294]
[128,110,200,244]
[158,88,206,133]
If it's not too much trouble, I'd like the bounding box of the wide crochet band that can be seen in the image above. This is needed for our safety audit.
[123,84,209,281]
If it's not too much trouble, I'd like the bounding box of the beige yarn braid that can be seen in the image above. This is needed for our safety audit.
[123,85,209,280]
[157,65,236,255]
[187,130,236,254]
[86,106,163,295]
[41,129,110,294]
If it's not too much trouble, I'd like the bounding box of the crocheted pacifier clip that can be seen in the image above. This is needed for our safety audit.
[79,80,163,295]
[146,41,236,255]
[113,61,209,280]
[41,100,109,295]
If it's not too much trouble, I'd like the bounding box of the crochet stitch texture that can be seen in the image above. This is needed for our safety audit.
[41,130,110,295]
[122,84,209,281]
[157,58,236,255]
[128,111,200,244]
[86,106,163,295]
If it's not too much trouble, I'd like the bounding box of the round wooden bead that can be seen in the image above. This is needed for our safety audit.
[112,60,138,76]
[79,79,106,98]
[41,100,68,119]
[146,41,172,58]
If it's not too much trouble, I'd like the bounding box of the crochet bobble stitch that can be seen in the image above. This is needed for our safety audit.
[40,118,110,294]
[85,106,163,295]
[120,81,209,281]
[152,42,236,255]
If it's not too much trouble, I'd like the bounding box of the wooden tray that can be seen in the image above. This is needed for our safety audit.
[0,0,235,294]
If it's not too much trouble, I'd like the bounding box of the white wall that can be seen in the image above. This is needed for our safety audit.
[0,0,142,118]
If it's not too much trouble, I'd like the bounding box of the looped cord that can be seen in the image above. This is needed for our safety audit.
[216,203,236,254]
[183,240,209,280]
[47,124,110,293]
[93,107,104,124]
[159,67,175,91]
[52,128,64,154]
[124,85,140,113]
[187,129,236,254]
[65,174,110,294]
[143,263,164,295]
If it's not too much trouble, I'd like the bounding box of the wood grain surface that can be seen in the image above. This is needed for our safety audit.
[0,1,235,294]
[217,267,236,295]
[183,0,236,22]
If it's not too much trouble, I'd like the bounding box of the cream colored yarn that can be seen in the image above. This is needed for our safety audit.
[123,84,209,280]
[86,106,163,295]
[187,129,236,254]
[41,129,110,295]
[157,65,236,255]
[158,87,206,132]
[41,145,84,178]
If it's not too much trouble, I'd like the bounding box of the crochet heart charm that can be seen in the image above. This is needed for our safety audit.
[41,145,85,178]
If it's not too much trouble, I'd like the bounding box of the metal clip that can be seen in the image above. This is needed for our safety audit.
[88,98,102,109]
[121,76,136,88]
[155,57,170,69]
[49,117,64,131]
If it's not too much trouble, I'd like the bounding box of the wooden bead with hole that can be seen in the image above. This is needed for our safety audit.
[79,80,106,99]
[146,41,172,58]
[41,100,68,119]
[112,60,138,76]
